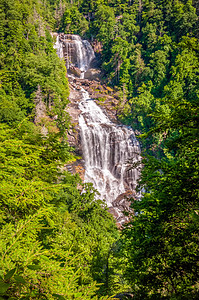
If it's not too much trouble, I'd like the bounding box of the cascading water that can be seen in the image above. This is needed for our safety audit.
[54,35,64,59]
[55,34,95,78]
[79,89,141,208]
[55,33,141,223]
[64,35,95,72]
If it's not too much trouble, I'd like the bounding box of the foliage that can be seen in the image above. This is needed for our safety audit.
[0,0,120,299]
[1,0,199,298]
[53,0,199,298]
[0,208,114,299]
[61,5,89,35]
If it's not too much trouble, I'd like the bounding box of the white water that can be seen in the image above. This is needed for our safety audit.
[79,88,141,206]
[54,35,64,59]
[59,34,95,78]
[55,34,141,219]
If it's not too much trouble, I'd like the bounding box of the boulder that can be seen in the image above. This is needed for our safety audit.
[69,66,82,78]
[84,68,102,80]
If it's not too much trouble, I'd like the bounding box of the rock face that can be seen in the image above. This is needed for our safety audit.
[79,88,141,223]
[54,33,101,79]
[34,85,46,124]
[84,68,102,81]
[34,85,49,136]
[58,34,95,76]
[55,33,141,225]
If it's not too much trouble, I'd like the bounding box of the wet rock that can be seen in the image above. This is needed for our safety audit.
[61,34,95,72]
[77,79,90,86]
[108,207,122,220]
[55,33,141,225]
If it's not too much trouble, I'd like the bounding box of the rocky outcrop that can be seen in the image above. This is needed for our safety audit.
[33,85,49,136]
[68,76,121,123]
[58,34,95,73]
[84,68,102,81]
[65,75,141,225]
[55,33,141,226]
[66,76,120,168]
[65,84,85,180]
[69,66,82,78]
[34,85,46,124]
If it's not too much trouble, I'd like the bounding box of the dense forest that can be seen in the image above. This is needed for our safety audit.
[0,0,198,299]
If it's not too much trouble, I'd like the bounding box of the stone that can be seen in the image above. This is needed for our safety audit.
[69,66,82,78]
[84,68,102,81]
[55,33,141,226]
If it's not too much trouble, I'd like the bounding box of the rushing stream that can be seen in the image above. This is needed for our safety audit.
[54,34,95,78]
[54,34,141,222]
[79,88,140,207]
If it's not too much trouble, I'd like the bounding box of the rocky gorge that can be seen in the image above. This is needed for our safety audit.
[54,33,141,225]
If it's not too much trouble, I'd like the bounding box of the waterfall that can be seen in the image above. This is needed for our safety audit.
[53,35,64,59]
[55,33,141,222]
[58,34,95,78]
[79,88,141,207]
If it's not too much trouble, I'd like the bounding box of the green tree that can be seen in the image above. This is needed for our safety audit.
[61,5,88,35]
[122,36,199,298]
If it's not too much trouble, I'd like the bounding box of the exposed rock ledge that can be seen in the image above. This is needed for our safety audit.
[66,76,136,225]
[65,76,121,181]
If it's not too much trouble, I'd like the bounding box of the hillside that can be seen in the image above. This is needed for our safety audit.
[0,0,198,299]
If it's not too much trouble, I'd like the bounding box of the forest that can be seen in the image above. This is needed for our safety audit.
[0,0,198,299]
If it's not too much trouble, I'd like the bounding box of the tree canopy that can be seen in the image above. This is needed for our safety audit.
[0,0,199,299]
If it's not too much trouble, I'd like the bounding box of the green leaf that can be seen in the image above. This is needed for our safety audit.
[0,282,10,294]
[40,255,49,262]
[4,268,16,281]
[14,275,26,284]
